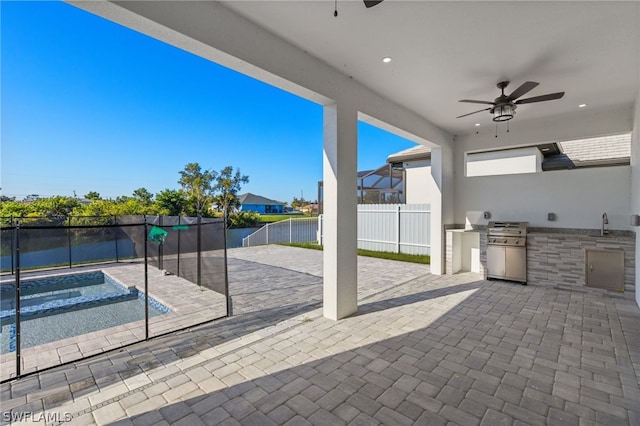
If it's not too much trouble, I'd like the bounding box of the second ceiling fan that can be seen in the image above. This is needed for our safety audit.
[457,81,565,122]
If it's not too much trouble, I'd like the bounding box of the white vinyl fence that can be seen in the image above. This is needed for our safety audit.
[243,204,431,255]
[242,217,319,247]
[353,204,430,255]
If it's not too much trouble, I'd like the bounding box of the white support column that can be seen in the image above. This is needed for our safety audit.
[429,145,454,275]
[631,94,640,308]
[323,102,358,320]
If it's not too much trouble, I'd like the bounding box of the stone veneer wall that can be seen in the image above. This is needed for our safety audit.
[525,232,635,292]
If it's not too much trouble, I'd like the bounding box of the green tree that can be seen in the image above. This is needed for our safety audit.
[178,162,216,216]
[84,191,101,200]
[212,166,249,217]
[73,199,116,217]
[0,201,30,219]
[114,198,152,215]
[29,196,80,218]
[155,189,186,216]
[132,187,154,206]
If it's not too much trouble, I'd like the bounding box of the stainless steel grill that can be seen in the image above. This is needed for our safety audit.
[486,221,528,284]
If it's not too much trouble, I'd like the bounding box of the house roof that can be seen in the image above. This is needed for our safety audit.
[387,145,432,164]
[541,133,631,171]
[238,193,283,206]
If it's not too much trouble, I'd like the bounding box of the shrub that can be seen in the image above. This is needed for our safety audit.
[228,211,261,228]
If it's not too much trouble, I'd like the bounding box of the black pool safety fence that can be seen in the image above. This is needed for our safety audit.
[0,215,230,382]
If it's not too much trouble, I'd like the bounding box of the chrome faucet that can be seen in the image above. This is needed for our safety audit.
[601,212,609,236]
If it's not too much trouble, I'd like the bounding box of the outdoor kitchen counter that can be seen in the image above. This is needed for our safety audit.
[445,229,481,275]
[523,229,635,296]
[449,226,635,298]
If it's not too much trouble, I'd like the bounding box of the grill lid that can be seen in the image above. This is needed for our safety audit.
[487,221,528,237]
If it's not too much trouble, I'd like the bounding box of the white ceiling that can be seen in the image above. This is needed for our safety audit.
[222,1,639,135]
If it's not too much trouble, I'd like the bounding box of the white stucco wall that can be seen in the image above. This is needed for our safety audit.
[455,105,635,230]
[404,160,433,204]
[465,147,542,177]
[458,165,631,229]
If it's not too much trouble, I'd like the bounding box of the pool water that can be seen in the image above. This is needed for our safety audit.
[0,271,171,353]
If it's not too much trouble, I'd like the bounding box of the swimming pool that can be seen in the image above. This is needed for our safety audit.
[0,271,171,353]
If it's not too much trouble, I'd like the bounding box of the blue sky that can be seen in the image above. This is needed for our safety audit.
[1,1,417,204]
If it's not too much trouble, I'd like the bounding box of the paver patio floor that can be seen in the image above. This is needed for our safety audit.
[1,245,639,425]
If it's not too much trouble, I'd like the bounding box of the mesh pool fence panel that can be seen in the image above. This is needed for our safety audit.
[0,215,229,381]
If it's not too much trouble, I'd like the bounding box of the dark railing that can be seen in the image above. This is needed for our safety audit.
[0,215,229,382]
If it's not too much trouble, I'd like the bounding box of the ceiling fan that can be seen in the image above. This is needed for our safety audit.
[457,81,565,122]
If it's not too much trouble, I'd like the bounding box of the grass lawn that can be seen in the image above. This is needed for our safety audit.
[259,214,315,223]
[280,242,430,264]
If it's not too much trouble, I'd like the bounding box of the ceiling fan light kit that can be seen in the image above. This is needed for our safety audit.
[492,104,514,122]
[458,81,565,124]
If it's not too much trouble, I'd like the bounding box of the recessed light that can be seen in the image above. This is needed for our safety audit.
[578,104,587,108]
[475,123,480,127]
[382,56,392,63]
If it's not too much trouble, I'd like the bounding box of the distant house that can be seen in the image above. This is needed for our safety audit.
[387,145,432,204]
[298,203,319,215]
[238,193,284,214]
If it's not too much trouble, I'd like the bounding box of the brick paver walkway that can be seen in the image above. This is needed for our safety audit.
[1,245,639,425]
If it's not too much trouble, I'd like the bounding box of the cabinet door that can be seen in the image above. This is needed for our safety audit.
[505,247,527,281]
[486,245,505,277]
[586,249,624,291]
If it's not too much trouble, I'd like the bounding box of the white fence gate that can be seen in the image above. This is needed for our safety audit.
[242,204,431,255]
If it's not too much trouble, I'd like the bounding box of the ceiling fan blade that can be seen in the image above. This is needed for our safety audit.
[506,81,539,101]
[515,92,565,104]
[456,108,491,119]
[459,99,495,106]
[363,0,383,7]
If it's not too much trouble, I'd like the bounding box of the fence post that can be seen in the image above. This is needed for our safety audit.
[223,213,232,316]
[15,221,21,377]
[144,221,149,340]
[318,214,323,246]
[396,205,401,253]
[197,215,202,287]
[67,216,72,268]
[10,215,14,275]
[177,216,181,277]
[114,215,119,263]
[158,215,163,271]
[266,223,269,245]
[289,218,292,243]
